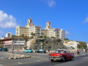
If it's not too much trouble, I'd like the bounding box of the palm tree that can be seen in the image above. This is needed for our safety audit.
[31,32,35,38]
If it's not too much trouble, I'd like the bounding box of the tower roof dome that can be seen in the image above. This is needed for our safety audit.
[47,21,51,24]
[28,18,32,20]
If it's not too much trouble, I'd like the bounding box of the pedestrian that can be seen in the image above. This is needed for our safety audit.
[79,49,81,55]
[77,49,79,56]
[85,49,87,55]
[48,49,50,54]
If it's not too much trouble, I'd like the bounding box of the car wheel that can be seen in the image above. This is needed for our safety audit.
[51,60,54,62]
[62,57,65,62]
[44,52,46,53]
[70,58,73,61]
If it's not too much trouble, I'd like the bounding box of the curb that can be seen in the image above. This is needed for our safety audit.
[7,55,31,59]
[5,53,31,59]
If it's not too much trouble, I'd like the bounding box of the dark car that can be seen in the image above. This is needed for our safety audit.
[35,49,46,53]
[3,48,8,51]
[0,48,2,51]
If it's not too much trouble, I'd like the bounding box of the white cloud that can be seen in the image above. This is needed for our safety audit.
[65,31,71,36]
[0,10,17,28]
[41,0,56,7]
[82,17,88,24]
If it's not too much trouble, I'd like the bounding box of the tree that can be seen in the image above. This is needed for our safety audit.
[51,37,55,38]
[77,41,87,49]
[44,36,48,38]
[0,45,3,49]
[37,36,43,38]
[12,35,17,37]
[31,32,35,38]
[64,38,69,40]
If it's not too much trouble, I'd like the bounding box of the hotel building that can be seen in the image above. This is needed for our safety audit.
[16,18,65,40]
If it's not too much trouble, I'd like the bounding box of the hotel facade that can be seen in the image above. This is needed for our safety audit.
[16,18,65,40]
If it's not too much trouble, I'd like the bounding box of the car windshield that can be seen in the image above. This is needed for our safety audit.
[55,50,67,53]
[39,49,43,51]
[26,49,30,50]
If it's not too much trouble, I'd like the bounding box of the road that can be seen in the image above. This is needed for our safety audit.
[0,52,10,60]
[0,51,88,66]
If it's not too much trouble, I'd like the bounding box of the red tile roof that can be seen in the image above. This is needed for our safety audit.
[0,37,28,41]
[47,21,51,23]
[28,18,32,20]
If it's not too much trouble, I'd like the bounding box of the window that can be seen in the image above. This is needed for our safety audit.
[16,29,18,31]
[37,33,39,34]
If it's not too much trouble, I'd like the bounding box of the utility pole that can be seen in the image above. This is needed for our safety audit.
[12,38,14,57]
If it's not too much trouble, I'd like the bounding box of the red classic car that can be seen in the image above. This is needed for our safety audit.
[49,49,74,62]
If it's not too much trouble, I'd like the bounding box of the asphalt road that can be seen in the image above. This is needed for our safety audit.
[0,51,10,60]
[0,51,88,66]
[15,55,88,66]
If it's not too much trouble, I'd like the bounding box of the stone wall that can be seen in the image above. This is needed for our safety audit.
[29,38,67,50]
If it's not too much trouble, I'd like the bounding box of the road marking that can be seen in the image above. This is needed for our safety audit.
[18,62,22,64]
[37,57,40,58]
[0,64,4,66]
[1,57,3,59]
[36,60,41,62]
[46,59,48,60]
[35,53,48,55]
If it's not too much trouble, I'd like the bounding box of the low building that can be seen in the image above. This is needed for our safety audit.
[63,40,79,50]
[0,37,28,51]
[1,36,6,39]
[6,32,12,38]
[87,44,88,49]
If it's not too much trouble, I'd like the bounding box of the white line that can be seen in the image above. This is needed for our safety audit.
[37,57,40,58]
[18,62,22,64]
[36,53,48,55]
[1,57,3,59]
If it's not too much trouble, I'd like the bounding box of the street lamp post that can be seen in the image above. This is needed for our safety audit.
[12,38,14,57]
[12,38,16,57]
[41,43,43,49]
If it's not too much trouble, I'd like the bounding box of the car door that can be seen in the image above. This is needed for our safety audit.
[66,51,71,60]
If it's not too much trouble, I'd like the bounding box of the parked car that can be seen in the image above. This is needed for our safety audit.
[0,48,2,51]
[49,49,74,62]
[23,49,33,53]
[35,49,46,53]
[3,48,8,51]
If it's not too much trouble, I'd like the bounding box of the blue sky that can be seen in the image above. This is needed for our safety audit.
[0,0,88,43]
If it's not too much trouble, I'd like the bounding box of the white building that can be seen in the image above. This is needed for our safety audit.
[60,29,65,40]
[16,18,41,38]
[41,21,61,39]
[2,37,27,50]
[87,44,88,48]
[1,36,5,39]
[63,40,79,50]
[6,32,12,38]
[16,18,65,40]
